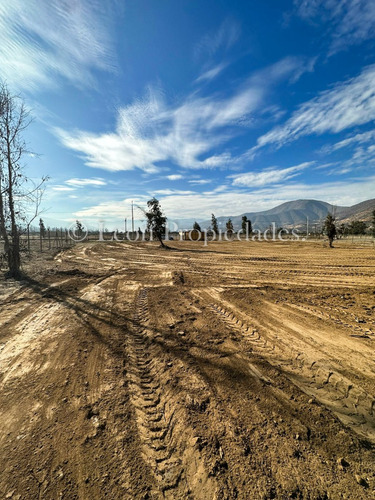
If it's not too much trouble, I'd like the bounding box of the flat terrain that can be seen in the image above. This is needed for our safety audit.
[0,240,374,499]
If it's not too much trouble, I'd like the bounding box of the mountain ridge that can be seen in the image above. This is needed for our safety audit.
[198,198,375,230]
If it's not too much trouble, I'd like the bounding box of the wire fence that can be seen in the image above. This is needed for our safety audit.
[0,229,75,258]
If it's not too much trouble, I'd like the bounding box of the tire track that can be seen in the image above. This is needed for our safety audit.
[205,298,375,443]
[126,289,220,499]
[126,289,184,496]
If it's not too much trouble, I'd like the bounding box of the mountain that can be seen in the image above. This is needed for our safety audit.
[168,218,201,230]
[199,198,375,231]
[336,199,375,224]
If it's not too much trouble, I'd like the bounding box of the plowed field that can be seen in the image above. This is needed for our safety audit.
[0,240,374,499]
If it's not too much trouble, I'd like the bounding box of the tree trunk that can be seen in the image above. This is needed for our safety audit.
[0,173,10,263]
[6,136,20,277]
[158,235,165,248]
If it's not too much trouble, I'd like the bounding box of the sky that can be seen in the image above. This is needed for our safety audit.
[1,0,375,229]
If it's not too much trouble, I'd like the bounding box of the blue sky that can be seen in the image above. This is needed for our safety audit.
[1,0,375,229]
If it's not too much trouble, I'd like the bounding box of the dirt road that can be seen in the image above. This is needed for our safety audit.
[0,240,374,499]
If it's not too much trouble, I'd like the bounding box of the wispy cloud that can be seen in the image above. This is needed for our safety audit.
[188,179,212,185]
[315,128,375,176]
[66,178,107,187]
[51,185,76,192]
[51,177,107,194]
[195,62,228,83]
[74,175,375,221]
[295,0,375,54]
[166,174,184,181]
[230,162,314,187]
[340,144,375,173]
[249,55,316,85]
[321,129,375,153]
[194,19,240,60]
[56,56,313,173]
[254,64,375,151]
[0,0,117,92]
[153,189,195,196]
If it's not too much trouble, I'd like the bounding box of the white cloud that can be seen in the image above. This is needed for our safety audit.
[295,0,375,53]
[195,62,228,83]
[56,57,312,172]
[51,185,76,192]
[194,19,240,59]
[65,178,107,187]
[153,189,195,196]
[322,129,375,153]
[316,128,375,175]
[249,55,316,86]
[230,162,314,187]
[342,144,375,170]
[188,179,212,185]
[203,185,228,195]
[166,174,183,181]
[255,64,375,150]
[200,153,233,167]
[0,0,116,92]
[73,175,375,221]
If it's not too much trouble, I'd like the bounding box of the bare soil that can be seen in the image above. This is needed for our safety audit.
[0,240,374,499]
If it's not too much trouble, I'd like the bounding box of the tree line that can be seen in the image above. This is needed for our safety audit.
[324,211,375,248]
[192,214,253,235]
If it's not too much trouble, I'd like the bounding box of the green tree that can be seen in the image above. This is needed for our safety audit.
[324,213,336,248]
[241,215,252,235]
[211,213,219,234]
[226,218,234,234]
[348,220,367,235]
[39,218,46,238]
[146,197,167,247]
[193,221,201,231]
[337,223,347,239]
[76,220,84,238]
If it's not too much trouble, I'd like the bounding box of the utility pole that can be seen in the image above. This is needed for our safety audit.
[131,201,134,233]
[124,218,127,233]
[306,216,309,239]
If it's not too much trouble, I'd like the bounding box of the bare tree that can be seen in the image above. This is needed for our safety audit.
[0,82,46,277]
[23,178,48,233]
[0,88,11,267]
